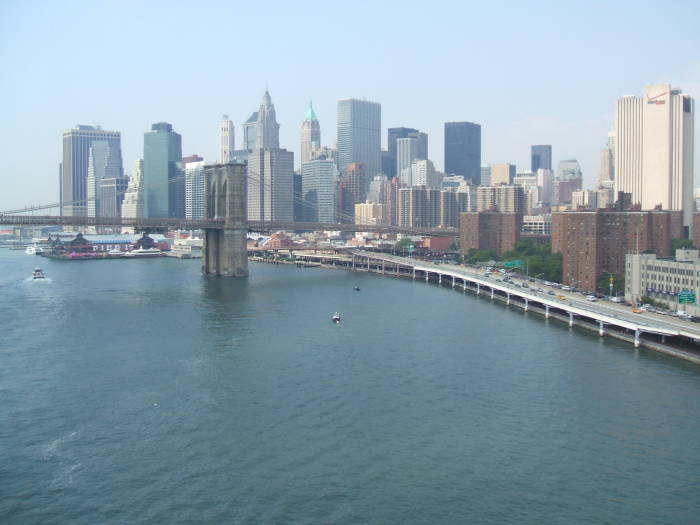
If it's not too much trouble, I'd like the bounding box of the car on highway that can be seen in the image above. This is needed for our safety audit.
[586,295,597,302]
[562,285,572,291]
[632,308,642,314]
[557,295,567,300]
[548,291,556,296]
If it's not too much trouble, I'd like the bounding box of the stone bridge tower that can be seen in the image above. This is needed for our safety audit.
[202,162,248,277]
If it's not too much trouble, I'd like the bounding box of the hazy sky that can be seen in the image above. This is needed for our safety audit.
[1,0,699,211]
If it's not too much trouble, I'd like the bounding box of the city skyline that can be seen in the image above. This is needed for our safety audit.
[2,1,700,210]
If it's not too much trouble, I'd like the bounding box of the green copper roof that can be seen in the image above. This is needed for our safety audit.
[304,101,318,122]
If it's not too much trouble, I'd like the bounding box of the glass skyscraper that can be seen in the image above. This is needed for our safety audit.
[337,99,381,192]
[531,145,552,172]
[444,122,481,184]
[61,125,123,217]
[143,122,183,218]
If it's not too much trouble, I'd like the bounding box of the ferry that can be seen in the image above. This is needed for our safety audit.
[32,267,45,279]
[123,247,163,258]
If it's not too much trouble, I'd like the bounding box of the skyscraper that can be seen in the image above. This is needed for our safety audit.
[247,91,294,221]
[121,159,145,219]
[387,127,417,177]
[86,139,125,219]
[337,98,381,189]
[219,115,235,163]
[396,137,420,185]
[531,145,552,172]
[143,122,183,218]
[61,125,123,217]
[614,84,695,226]
[301,158,338,222]
[184,155,205,219]
[242,112,258,150]
[444,122,481,183]
[300,101,321,167]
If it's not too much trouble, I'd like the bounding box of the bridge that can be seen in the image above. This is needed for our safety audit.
[0,214,457,237]
[1,162,458,277]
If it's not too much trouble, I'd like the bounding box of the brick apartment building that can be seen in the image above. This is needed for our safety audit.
[459,212,522,256]
[552,210,682,291]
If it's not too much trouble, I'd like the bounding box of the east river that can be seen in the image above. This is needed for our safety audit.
[1,250,699,524]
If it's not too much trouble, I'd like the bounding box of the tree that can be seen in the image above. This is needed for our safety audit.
[671,238,694,251]
[597,272,624,296]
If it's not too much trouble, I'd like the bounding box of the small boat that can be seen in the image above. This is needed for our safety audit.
[332,312,341,324]
[26,245,44,255]
[32,267,45,279]
[353,286,361,291]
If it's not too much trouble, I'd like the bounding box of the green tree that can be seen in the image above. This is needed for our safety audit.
[597,272,624,296]
[671,238,694,251]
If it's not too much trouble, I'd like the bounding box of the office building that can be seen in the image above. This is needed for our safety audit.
[61,125,123,217]
[143,122,183,218]
[388,127,428,177]
[614,84,695,226]
[444,122,481,183]
[536,168,554,205]
[121,159,145,219]
[242,111,258,151]
[552,210,682,291]
[571,190,598,210]
[490,163,515,186]
[625,249,700,315]
[367,174,388,204]
[397,137,420,185]
[337,98,381,181]
[219,115,235,163]
[86,139,125,219]
[531,145,552,172]
[300,101,321,167]
[480,165,491,186]
[411,159,441,189]
[301,158,338,223]
[247,91,294,221]
[184,156,205,219]
[460,212,521,256]
[337,162,365,222]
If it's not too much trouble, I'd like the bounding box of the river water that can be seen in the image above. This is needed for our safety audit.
[1,250,699,524]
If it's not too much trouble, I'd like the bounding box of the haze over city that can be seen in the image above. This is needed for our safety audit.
[2,0,699,210]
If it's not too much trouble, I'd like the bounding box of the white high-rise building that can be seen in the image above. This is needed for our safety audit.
[219,115,235,163]
[514,172,539,214]
[614,83,695,225]
[410,159,441,189]
[397,137,420,185]
[300,101,321,167]
[536,168,553,205]
[185,159,205,219]
[248,91,294,221]
[121,159,145,219]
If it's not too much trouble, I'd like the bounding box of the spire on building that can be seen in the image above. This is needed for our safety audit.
[304,101,318,122]
[255,90,280,149]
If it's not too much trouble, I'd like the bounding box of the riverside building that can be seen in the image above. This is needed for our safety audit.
[552,210,682,292]
[625,249,700,315]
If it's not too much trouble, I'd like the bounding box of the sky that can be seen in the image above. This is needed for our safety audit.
[1,0,699,211]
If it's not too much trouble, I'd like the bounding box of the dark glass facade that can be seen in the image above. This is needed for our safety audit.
[531,145,552,172]
[444,122,481,184]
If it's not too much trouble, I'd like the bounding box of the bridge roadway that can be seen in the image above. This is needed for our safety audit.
[0,215,458,236]
[289,249,700,361]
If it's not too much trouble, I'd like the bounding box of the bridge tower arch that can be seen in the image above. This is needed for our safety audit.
[202,162,248,277]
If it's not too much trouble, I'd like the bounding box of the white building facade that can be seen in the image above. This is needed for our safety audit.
[615,84,695,225]
[185,159,205,219]
[219,115,235,163]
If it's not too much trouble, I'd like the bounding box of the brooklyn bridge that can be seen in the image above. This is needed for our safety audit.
[1,162,458,277]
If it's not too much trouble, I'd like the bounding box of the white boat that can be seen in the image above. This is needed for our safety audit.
[123,247,163,258]
[332,312,341,324]
[26,245,44,255]
[32,267,45,279]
